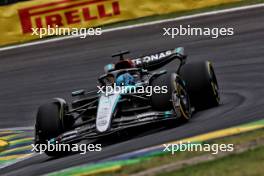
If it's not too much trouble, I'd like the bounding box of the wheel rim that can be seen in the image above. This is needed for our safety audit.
[172,80,191,120]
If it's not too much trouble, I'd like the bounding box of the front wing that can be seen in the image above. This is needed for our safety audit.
[50,110,179,144]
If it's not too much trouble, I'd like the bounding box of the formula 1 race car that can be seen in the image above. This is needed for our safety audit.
[34,47,220,156]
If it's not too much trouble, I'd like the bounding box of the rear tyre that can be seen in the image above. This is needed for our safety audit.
[180,61,220,110]
[35,102,68,156]
[150,73,191,122]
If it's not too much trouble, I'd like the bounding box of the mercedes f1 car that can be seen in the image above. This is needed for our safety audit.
[34,47,220,156]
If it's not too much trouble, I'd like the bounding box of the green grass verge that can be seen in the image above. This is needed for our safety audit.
[98,129,264,176]
[159,145,264,176]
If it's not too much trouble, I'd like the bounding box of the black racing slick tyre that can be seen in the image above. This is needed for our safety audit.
[150,73,192,122]
[35,103,67,156]
[180,61,220,111]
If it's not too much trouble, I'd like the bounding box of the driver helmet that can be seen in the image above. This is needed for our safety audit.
[115,59,135,70]
[116,73,135,86]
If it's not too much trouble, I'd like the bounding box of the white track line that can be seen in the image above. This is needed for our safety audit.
[0,3,264,52]
[0,126,34,131]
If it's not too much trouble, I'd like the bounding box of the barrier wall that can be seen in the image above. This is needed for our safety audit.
[0,0,240,46]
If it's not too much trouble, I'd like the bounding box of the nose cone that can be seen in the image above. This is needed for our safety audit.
[96,93,120,133]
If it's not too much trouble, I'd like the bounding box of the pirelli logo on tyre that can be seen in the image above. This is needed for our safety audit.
[18,0,121,34]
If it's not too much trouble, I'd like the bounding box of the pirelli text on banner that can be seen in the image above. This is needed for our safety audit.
[0,0,240,46]
[18,0,120,34]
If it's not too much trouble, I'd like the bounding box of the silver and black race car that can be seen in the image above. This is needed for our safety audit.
[34,47,220,156]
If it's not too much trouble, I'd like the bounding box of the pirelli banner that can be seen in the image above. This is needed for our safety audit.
[0,0,239,46]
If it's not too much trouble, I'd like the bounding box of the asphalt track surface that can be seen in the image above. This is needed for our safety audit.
[0,6,264,176]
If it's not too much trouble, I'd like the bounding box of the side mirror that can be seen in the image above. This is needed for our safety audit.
[72,89,85,97]
[174,47,184,55]
[173,47,187,64]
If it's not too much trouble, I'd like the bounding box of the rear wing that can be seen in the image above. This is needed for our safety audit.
[132,47,186,71]
[132,50,172,66]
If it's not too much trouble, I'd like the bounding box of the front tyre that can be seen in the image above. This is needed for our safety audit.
[35,102,68,156]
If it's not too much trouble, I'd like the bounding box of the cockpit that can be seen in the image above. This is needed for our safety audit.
[99,68,143,86]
